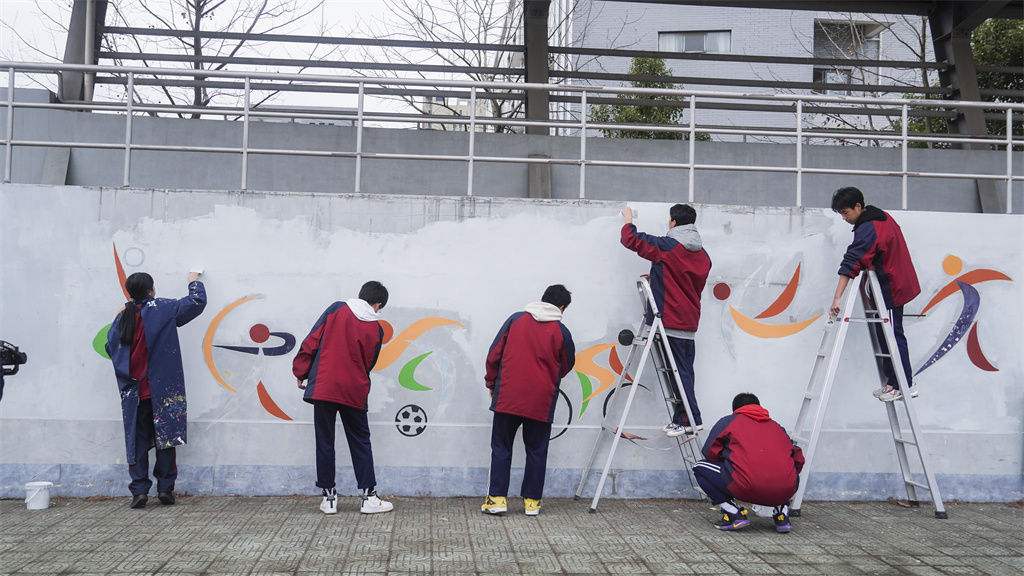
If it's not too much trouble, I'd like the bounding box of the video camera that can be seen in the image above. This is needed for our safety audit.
[1,340,28,402]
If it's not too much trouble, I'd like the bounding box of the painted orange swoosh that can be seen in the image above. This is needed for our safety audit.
[202,296,263,392]
[257,381,293,420]
[920,269,1013,315]
[756,263,801,319]
[373,317,464,370]
[730,306,822,338]
[113,242,129,301]
[577,342,617,403]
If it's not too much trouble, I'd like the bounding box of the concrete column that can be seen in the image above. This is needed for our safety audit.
[524,1,551,198]
[60,0,108,103]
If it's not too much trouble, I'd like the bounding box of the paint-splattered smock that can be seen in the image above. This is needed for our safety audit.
[106,281,207,464]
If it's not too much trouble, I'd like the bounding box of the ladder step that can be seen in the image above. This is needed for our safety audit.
[874,352,891,358]
[906,480,929,490]
[894,438,917,447]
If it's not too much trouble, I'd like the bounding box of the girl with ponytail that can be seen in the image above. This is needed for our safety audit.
[105,270,207,509]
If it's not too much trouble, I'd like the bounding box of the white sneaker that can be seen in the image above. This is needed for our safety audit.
[666,424,703,437]
[319,491,338,515]
[360,494,394,514]
[662,422,676,433]
[874,384,919,399]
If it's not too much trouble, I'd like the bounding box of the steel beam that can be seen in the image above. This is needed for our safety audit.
[60,0,107,102]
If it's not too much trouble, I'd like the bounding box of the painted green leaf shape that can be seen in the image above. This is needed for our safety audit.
[93,323,112,359]
[576,371,592,418]
[398,352,434,391]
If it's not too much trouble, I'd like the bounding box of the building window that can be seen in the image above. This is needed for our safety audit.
[659,30,731,54]
[812,20,882,94]
[812,67,853,95]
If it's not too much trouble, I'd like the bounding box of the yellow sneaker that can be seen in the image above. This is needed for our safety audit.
[481,495,507,515]
[524,498,542,516]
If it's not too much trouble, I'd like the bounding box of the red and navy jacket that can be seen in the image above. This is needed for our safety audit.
[621,223,712,331]
[838,206,920,308]
[702,404,805,506]
[485,304,575,423]
[293,301,383,411]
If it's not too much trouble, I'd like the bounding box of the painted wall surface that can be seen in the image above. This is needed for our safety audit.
[1,184,1021,502]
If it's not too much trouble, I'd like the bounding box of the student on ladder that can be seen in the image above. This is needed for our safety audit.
[693,393,804,532]
[830,187,921,402]
[620,204,712,436]
[481,285,575,516]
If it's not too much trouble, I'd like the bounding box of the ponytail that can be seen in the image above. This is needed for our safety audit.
[118,272,154,347]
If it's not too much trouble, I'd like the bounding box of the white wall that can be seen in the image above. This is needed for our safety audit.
[1,184,1020,501]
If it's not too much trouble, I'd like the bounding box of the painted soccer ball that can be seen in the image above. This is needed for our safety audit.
[395,404,428,437]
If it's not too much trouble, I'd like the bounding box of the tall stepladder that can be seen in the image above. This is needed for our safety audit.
[574,276,705,512]
[790,270,946,519]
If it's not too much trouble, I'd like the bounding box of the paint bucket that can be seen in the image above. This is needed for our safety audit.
[24,481,53,510]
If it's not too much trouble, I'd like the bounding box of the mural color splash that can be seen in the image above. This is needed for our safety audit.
[715,262,823,338]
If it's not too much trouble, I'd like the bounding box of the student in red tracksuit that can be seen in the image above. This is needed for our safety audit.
[481,285,575,517]
[693,393,805,532]
[293,281,393,515]
[830,187,921,402]
[621,204,712,437]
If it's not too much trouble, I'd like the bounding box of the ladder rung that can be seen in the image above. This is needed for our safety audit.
[874,352,891,358]
[803,393,814,400]
[906,480,929,490]
[792,435,807,445]
[894,437,917,447]
[846,318,886,324]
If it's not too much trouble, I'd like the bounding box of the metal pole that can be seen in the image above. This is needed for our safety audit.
[1007,109,1013,214]
[901,104,908,210]
[796,99,803,207]
[83,0,96,101]
[355,82,364,193]
[241,77,250,190]
[578,90,587,199]
[123,72,134,187]
[4,67,13,183]
[467,86,476,197]
[688,96,696,203]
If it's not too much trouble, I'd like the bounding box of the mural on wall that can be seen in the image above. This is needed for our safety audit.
[915,254,1013,374]
[714,262,824,338]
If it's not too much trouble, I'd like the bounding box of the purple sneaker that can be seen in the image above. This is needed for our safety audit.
[715,508,750,530]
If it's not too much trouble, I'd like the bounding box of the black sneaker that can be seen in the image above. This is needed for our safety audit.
[130,494,148,509]
[773,507,791,533]
[714,507,750,530]
[158,492,175,505]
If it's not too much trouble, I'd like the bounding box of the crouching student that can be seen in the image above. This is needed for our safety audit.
[293,281,393,515]
[481,285,575,516]
[692,393,804,532]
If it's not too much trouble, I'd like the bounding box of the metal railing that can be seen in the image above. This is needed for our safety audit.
[1,61,1021,213]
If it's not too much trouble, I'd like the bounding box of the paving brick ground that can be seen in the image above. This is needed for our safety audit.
[0,496,1021,575]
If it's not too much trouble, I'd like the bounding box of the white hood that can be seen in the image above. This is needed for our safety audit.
[345,298,380,322]
[668,223,703,252]
[524,301,562,322]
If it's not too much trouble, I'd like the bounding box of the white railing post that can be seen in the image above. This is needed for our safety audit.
[467,86,476,197]
[4,67,13,183]
[901,104,908,210]
[688,96,696,203]
[355,82,365,193]
[122,72,134,187]
[796,99,803,207]
[241,77,250,190]
[1006,108,1013,214]
[579,90,587,199]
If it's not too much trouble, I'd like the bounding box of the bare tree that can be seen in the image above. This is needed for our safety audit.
[353,0,638,133]
[1,0,338,118]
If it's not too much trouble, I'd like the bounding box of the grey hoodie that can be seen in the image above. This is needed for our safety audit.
[524,301,562,322]
[667,223,703,252]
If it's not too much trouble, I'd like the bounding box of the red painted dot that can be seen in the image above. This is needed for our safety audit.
[249,323,270,343]
[713,282,731,301]
[379,320,394,345]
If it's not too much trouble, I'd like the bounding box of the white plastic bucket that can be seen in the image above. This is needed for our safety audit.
[24,481,53,510]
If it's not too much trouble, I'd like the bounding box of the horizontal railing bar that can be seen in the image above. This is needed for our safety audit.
[5,61,1022,111]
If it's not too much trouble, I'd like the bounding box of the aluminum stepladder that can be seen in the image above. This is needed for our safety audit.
[790,270,946,519]
[574,276,705,512]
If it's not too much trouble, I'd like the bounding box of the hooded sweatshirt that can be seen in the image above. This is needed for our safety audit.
[621,222,712,332]
[293,299,384,410]
[838,205,920,308]
[702,404,805,506]
[485,302,576,423]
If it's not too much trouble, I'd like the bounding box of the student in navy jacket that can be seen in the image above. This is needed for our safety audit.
[693,393,804,532]
[481,285,575,517]
[294,281,394,515]
[830,187,921,402]
[621,204,711,436]
[106,271,207,509]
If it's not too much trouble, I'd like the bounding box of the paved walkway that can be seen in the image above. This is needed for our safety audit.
[0,496,1021,575]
